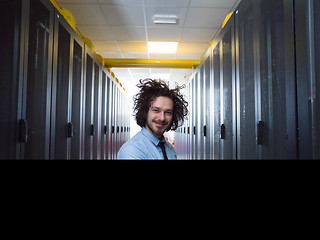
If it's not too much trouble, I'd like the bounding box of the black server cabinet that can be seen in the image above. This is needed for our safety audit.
[100,69,108,160]
[197,66,204,160]
[51,9,85,160]
[213,14,236,160]
[24,0,54,160]
[212,42,221,160]
[70,32,85,160]
[192,75,196,159]
[1,0,24,159]
[0,0,55,160]
[295,0,320,160]
[110,80,116,160]
[204,55,211,159]
[83,47,101,160]
[235,0,297,159]
[107,76,113,160]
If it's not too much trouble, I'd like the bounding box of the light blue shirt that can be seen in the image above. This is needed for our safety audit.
[117,127,177,160]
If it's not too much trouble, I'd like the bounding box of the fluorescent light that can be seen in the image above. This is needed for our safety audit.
[153,15,178,24]
[148,42,179,54]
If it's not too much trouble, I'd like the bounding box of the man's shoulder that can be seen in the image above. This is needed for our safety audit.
[117,131,149,160]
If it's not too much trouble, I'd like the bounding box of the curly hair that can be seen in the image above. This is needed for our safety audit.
[133,78,188,131]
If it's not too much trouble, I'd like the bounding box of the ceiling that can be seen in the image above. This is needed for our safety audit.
[57,0,241,97]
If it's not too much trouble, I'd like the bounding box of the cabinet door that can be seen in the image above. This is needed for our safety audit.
[220,15,236,160]
[192,75,197,159]
[236,0,257,159]
[111,81,116,160]
[107,76,112,160]
[212,42,221,160]
[84,51,93,159]
[51,13,72,160]
[23,0,54,159]
[101,70,107,160]
[0,0,22,159]
[198,66,205,159]
[71,37,84,160]
[93,62,100,160]
[204,56,211,159]
[295,0,320,159]
[259,0,297,159]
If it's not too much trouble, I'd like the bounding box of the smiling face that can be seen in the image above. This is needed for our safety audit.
[145,96,174,140]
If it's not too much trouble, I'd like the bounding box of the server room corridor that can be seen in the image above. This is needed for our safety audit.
[1,0,319,160]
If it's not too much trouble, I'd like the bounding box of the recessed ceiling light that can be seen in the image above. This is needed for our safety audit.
[153,15,178,24]
[148,42,179,54]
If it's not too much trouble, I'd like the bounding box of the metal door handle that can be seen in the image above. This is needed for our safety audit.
[67,122,73,138]
[91,125,95,136]
[19,119,28,143]
[220,124,226,139]
[257,121,264,145]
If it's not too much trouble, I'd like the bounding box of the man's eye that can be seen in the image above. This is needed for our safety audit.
[166,112,173,115]
[153,109,159,113]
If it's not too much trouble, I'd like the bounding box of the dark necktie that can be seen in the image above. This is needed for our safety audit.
[158,142,168,160]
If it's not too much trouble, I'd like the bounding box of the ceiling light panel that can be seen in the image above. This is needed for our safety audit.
[145,6,187,27]
[148,42,179,54]
[153,15,178,24]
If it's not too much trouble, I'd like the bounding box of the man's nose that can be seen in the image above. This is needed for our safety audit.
[159,111,165,121]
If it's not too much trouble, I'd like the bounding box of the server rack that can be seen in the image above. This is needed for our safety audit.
[1,0,57,160]
[295,0,320,160]
[51,8,85,160]
[235,0,297,160]
[215,13,236,160]
[100,68,108,160]
[0,0,130,160]
[204,55,211,159]
[1,0,24,159]
[177,0,307,160]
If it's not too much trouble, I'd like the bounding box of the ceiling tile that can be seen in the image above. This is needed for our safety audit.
[97,0,143,5]
[101,5,145,26]
[147,27,181,41]
[77,26,114,41]
[60,4,107,25]
[145,0,190,7]
[117,42,148,52]
[92,40,118,52]
[111,26,146,41]
[175,53,203,59]
[177,42,208,54]
[181,28,218,43]
[184,7,230,28]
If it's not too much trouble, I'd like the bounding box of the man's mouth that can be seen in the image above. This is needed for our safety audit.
[154,121,167,127]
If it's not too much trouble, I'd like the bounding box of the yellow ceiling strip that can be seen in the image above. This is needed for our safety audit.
[222,12,234,28]
[104,59,200,69]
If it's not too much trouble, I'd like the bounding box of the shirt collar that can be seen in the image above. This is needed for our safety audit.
[141,127,165,146]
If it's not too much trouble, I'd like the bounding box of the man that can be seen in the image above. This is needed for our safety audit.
[117,78,188,160]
